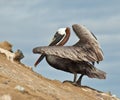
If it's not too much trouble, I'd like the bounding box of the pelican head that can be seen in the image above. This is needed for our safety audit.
[34,27,70,67]
[49,27,70,46]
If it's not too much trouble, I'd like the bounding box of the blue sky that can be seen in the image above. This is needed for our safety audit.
[0,0,120,97]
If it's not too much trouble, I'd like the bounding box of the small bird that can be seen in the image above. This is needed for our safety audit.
[33,24,106,85]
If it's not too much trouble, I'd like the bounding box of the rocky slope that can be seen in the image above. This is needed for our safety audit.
[0,41,119,100]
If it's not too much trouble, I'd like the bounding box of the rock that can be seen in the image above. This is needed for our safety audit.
[0,41,24,63]
[15,85,25,93]
[14,49,24,62]
[0,41,12,52]
[0,94,11,100]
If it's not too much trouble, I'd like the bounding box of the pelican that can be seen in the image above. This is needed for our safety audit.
[33,24,106,85]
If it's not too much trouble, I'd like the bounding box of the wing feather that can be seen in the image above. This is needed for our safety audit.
[72,24,98,43]
[72,24,104,62]
[33,46,103,62]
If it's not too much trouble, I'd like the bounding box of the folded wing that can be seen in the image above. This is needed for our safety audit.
[33,46,103,62]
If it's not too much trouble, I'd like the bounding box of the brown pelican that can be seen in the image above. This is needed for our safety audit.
[33,24,106,85]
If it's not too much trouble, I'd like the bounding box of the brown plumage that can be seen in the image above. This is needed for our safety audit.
[33,24,106,85]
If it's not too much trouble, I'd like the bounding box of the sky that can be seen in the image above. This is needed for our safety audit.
[0,0,120,97]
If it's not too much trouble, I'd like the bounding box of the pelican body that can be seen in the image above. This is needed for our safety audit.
[33,24,106,85]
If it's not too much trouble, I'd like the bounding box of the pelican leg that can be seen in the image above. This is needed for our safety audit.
[63,73,77,84]
[76,74,84,86]
[73,73,77,83]
[63,80,73,84]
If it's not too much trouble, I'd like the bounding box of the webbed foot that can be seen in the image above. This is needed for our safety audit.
[63,80,81,86]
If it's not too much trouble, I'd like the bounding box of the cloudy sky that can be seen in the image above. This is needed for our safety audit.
[0,0,120,97]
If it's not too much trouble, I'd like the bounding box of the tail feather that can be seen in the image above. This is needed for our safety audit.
[87,67,106,79]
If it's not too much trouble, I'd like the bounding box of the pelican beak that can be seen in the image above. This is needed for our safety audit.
[49,33,65,46]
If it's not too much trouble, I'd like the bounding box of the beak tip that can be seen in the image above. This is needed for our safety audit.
[34,62,38,67]
[34,54,45,67]
[34,64,36,67]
